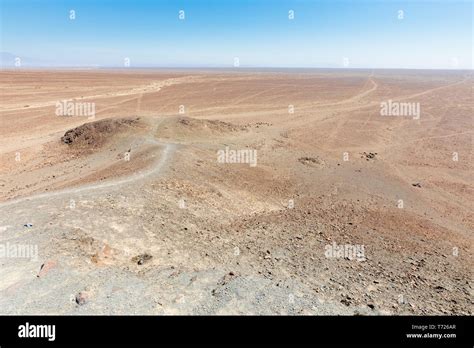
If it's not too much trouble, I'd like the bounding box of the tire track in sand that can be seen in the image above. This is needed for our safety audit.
[0,76,200,112]
[0,121,177,208]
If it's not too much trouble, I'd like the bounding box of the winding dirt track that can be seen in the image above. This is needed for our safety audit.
[0,124,177,208]
[0,76,200,112]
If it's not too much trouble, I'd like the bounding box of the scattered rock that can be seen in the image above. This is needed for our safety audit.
[132,253,153,265]
[412,183,422,188]
[298,156,325,167]
[75,292,88,305]
[37,260,57,278]
[340,295,352,306]
[360,152,377,161]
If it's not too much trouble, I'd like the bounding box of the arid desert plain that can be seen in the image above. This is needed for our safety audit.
[0,69,472,315]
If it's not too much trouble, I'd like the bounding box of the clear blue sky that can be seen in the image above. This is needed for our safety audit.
[1,0,472,69]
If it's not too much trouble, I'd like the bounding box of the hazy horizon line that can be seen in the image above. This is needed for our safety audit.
[1,66,472,72]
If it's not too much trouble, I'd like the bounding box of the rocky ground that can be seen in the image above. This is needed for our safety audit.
[0,69,472,314]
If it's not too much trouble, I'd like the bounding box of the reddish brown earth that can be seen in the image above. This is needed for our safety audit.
[0,69,472,314]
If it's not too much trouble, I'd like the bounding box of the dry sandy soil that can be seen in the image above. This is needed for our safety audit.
[0,69,472,315]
